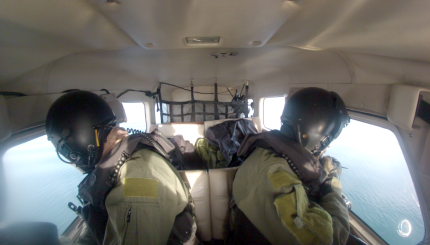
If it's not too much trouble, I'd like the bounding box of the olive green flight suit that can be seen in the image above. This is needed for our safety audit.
[233,148,349,245]
[103,148,190,245]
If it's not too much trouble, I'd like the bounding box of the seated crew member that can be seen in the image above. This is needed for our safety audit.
[46,91,196,245]
[231,87,350,245]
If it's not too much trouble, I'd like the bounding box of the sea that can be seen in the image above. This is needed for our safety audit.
[0,119,425,244]
[325,120,425,245]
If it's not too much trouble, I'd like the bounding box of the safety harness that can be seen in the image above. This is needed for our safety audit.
[70,130,195,244]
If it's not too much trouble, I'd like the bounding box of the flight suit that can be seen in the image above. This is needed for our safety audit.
[76,128,195,245]
[233,147,349,245]
[103,147,191,244]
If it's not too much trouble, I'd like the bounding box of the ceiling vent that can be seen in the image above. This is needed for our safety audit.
[209,52,238,58]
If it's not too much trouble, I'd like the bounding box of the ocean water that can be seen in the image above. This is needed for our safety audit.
[325,120,425,245]
[1,136,85,235]
[0,119,426,244]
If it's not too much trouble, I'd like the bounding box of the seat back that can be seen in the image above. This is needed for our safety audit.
[149,123,205,144]
[178,168,239,241]
[178,170,212,241]
[209,168,239,240]
[160,118,257,241]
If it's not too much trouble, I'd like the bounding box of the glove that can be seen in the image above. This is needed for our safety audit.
[319,156,343,197]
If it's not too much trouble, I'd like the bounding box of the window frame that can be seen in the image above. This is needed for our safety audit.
[155,102,170,124]
[262,96,286,130]
[119,101,148,133]
[345,111,427,242]
[0,126,50,223]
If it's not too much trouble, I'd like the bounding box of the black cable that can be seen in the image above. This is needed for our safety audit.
[101,89,110,94]
[0,92,27,97]
[117,89,157,98]
[125,128,145,135]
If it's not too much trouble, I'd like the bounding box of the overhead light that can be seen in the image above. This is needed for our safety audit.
[186,36,220,44]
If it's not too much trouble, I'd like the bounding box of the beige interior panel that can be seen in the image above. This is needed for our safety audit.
[148,124,158,134]
[5,94,63,133]
[269,1,430,62]
[328,84,390,116]
[387,85,430,129]
[179,170,212,241]
[1,47,352,95]
[0,0,136,81]
[208,167,238,240]
[156,123,204,145]
[85,0,294,49]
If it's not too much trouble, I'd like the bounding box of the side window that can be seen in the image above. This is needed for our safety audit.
[247,99,254,118]
[155,103,170,124]
[1,136,85,234]
[120,102,147,132]
[325,120,424,245]
[263,97,285,130]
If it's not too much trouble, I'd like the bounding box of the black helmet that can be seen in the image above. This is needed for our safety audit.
[280,87,350,156]
[46,91,116,172]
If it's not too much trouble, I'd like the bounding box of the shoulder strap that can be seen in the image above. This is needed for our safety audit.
[237,131,326,188]
[78,132,175,209]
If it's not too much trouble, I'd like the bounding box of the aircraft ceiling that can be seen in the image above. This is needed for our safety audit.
[1,0,430,94]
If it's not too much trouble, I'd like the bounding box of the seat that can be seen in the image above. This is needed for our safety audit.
[178,170,212,241]
[178,167,239,241]
[209,167,239,240]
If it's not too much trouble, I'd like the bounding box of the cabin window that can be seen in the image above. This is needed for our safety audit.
[119,102,147,132]
[155,103,170,124]
[325,119,424,245]
[263,97,285,130]
[247,99,254,118]
[1,136,85,234]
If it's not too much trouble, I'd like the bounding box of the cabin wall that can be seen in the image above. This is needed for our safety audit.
[2,46,430,136]
[249,50,430,118]
[397,118,430,237]
[0,89,158,139]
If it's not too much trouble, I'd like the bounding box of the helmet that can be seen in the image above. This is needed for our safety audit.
[46,91,116,172]
[280,87,350,156]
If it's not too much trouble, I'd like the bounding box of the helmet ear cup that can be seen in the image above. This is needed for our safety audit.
[280,88,350,156]
[46,91,116,171]
[330,92,350,140]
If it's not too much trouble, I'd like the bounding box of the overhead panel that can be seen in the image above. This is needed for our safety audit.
[0,0,137,81]
[85,0,294,49]
[2,47,352,94]
[268,1,430,63]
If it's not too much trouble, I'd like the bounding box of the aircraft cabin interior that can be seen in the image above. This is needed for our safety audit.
[0,1,430,244]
